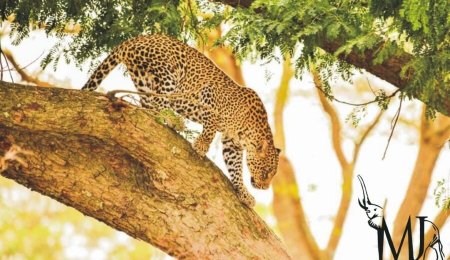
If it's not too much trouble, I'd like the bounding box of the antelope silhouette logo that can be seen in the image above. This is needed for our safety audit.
[357,175,445,260]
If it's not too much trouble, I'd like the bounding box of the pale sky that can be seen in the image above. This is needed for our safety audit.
[1,29,449,259]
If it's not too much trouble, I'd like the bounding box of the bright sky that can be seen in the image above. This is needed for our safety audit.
[1,29,449,259]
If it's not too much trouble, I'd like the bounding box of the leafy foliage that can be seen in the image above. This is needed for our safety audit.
[434,178,450,211]
[218,0,449,114]
[2,0,186,68]
[1,0,449,113]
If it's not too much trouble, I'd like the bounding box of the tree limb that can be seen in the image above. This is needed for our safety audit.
[313,67,349,169]
[0,81,290,259]
[352,110,384,163]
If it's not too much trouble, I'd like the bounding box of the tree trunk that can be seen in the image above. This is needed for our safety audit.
[392,110,450,259]
[0,81,290,259]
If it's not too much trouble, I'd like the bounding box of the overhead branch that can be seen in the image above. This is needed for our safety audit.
[212,0,450,117]
[0,81,290,259]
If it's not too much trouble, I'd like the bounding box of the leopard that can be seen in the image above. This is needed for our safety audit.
[82,34,280,207]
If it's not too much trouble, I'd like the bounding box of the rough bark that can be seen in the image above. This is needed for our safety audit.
[213,0,450,117]
[0,81,290,259]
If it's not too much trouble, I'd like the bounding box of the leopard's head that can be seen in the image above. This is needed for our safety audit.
[247,140,281,190]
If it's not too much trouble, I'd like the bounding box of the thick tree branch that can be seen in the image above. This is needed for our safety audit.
[0,81,290,259]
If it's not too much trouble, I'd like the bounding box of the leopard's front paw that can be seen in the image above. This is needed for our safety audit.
[192,140,208,157]
[237,190,256,208]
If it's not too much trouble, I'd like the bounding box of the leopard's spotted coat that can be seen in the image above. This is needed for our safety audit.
[83,34,280,207]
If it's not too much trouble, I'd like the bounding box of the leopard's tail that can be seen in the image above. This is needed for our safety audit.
[82,50,120,91]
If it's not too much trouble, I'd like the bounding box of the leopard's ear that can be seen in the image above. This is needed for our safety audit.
[276,148,281,155]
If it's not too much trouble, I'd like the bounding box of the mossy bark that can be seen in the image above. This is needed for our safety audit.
[0,81,290,259]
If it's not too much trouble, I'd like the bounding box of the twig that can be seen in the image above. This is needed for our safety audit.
[2,49,53,87]
[0,44,14,83]
[107,89,190,100]
[366,76,376,96]
[0,51,44,72]
[315,83,400,107]
[0,49,3,81]
[382,96,403,160]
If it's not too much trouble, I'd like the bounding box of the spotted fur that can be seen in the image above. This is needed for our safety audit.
[82,34,280,207]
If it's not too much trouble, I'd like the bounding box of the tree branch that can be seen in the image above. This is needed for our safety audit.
[311,67,384,258]
[0,81,290,259]
[272,155,322,260]
[312,68,349,169]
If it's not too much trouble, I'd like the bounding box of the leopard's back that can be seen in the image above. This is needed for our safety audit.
[83,34,233,94]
